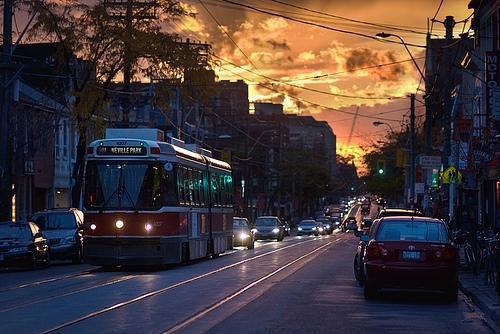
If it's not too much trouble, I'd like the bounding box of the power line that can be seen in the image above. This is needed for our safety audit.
[266,0,435,37]
[215,0,427,49]
[281,57,425,83]
[219,63,404,123]
[212,53,407,100]
[198,0,258,69]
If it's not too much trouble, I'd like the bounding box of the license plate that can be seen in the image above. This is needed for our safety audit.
[402,251,421,260]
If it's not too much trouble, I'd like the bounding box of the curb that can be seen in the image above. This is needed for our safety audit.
[458,278,500,328]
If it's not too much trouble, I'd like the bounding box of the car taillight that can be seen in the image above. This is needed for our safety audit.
[366,242,388,260]
[150,147,160,154]
[441,246,456,261]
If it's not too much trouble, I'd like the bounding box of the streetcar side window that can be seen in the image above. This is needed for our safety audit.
[177,167,186,205]
[161,167,177,207]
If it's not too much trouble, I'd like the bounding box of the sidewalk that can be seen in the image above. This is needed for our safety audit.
[459,271,500,327]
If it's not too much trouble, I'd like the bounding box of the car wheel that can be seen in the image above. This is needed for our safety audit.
[72,246,83,264]
[31,252,38,270]
[353,255,360,282]
[44,252,51,268]
[364,281,377,299]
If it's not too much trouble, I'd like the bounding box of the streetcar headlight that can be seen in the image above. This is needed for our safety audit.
[240,233,250,240]
[115,220,124,229]
[90,224,97,231]
[272,228,280,234]
[145,223,152,232]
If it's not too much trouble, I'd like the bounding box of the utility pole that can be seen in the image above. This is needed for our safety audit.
[442,16,456,170]
[424,32,432,155]
[0,0,13,220]
[409,94,416,208]
[103,0,158,124]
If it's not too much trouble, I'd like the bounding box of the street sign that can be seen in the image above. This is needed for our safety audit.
[431,169,440,188]
[442,166,463,184]
[418,155,441,169]
[485,51,500,120]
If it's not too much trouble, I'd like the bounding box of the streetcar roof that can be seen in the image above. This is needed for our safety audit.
[87,138,231,171]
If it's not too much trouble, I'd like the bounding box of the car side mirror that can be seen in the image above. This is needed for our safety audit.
[360,235,370,242]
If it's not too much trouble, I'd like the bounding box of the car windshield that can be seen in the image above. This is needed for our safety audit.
[376,221,449,242]
[255,218,277,226]
[0,224,32,240]
[84,161,176,211]
[32,212,76,230]
[233,219,248,228]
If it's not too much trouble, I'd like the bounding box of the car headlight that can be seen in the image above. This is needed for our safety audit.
[318,227,324,232]
[325,225,330,229]
[115,219,124,229]
[239,233,250,240]
[251,228,258,233]
[298,227,303,231]
[312,227,317,230]
[10,247,29,252]
[272,228,280,233]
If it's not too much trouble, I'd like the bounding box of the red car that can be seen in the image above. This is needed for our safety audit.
[362,217,458,302]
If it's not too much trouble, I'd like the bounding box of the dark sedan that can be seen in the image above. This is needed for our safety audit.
[31,208,84,263]
[252,216,284,241]
[360,217,458,302]
[0,221,50,269]
[297,220,319,236]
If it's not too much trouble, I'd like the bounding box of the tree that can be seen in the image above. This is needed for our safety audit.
[16,0,210,206]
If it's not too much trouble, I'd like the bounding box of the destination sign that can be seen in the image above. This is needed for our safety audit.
[96,146,147,156]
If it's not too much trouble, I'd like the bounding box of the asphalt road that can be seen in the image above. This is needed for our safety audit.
[0,230,498,333]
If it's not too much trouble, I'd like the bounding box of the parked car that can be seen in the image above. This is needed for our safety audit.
[252,216,284,241]
[297,220,319,236]
[0,221,50,269]
[31,208,84,263]
[359,217,458,302]
[232,217,254,249]
[316,218,333,234]
[376,208,423,219]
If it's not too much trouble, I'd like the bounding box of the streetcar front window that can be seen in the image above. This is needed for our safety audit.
[84,161,176,210]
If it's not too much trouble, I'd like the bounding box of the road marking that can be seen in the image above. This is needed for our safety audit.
[163,238,341,333]
[39,236,331,334]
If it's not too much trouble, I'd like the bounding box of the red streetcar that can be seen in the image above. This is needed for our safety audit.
[82,128,233,266]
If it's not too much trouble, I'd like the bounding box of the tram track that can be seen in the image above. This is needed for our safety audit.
[0,274,138,314]
[0,268,100,293]
[38,236,333,334]
[162,238,339,333]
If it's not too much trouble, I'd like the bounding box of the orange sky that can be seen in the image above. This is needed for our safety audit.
[174,0,472,166]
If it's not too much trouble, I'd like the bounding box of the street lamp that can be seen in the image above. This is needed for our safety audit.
[375,32,425,81]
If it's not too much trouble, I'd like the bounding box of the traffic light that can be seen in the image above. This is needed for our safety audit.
[376,160,386,175]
